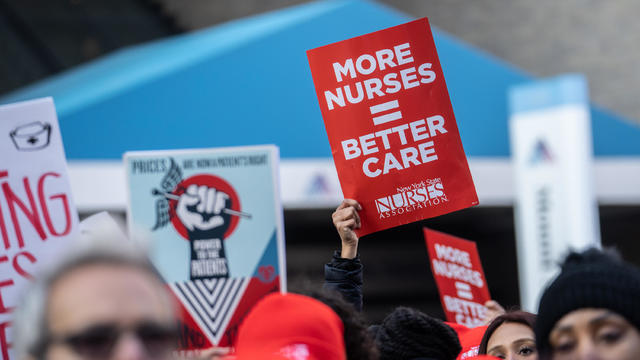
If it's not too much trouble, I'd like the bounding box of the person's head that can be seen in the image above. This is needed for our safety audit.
[306,288,379,360]
[535,248,640,360]
[371,306,461,360]
[234,292,347,360]
[13,223,178,360]
[478,311,537,360]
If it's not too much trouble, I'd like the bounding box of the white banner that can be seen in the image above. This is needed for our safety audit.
[0,97,79,359]
[509,75,601,312]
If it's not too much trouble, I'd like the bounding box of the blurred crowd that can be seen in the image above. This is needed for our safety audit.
[12,199,640,360]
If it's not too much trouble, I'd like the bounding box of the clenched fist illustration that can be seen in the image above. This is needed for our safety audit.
[176,184,232,240]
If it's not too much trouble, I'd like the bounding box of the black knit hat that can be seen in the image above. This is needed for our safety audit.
[370,307,461,360]
[535,248,640,356]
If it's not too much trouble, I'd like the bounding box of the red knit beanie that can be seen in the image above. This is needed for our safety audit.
[234,292,346,360]
[446,322,488,360]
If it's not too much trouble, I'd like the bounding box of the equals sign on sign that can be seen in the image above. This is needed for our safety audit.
[370,100,402,125]
[455,281,473,300]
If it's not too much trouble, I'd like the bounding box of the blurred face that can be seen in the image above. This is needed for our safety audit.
[44,263,177,360]
[549,308,640,360]
[487,322,537,360]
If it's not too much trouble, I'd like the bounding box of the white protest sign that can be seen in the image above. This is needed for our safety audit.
[0,97,79,359]
[125,145,286,350]
[509,75,601,312]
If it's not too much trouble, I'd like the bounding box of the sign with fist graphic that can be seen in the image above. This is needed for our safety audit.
[125,145,285,351]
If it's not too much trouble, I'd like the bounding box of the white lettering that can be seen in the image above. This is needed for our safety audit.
[324,89,344,111]
[333,59,356,82]
[375,48,396,70]
[359,134,378,155]
[394,43,413,65]
[363,78,385,99]
[400,147,420,168]
[418,63,436,83]
[418,141,438,163]
[427,115,448,137]
[410,119,429,141]
[355,54,376,75]
[363,157,381,178]
[400,67,420,89]
[341,139,361,160]
[383,152,403,174]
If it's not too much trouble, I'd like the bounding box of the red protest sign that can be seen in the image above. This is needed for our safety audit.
[307,18,478,236]
[424,228,490,327]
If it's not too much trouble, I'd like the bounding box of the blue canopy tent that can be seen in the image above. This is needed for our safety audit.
[2,0,639,211]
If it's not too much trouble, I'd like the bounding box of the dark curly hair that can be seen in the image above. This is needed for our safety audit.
[306,287,379,360]
[478,310,536,355]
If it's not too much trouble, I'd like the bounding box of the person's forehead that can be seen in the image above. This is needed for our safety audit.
[488,322,534,348]
[553,308,624,332]
[46,263,174,333]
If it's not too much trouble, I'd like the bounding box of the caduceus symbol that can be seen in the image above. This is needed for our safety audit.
[151,158,251,233]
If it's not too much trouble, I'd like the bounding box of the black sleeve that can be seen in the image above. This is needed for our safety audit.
[323,250,363,312]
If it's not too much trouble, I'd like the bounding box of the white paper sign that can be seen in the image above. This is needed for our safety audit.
[509,75,601,312]
[0,97,79,360]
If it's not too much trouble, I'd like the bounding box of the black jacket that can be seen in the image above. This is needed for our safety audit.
[323,250,364,311]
